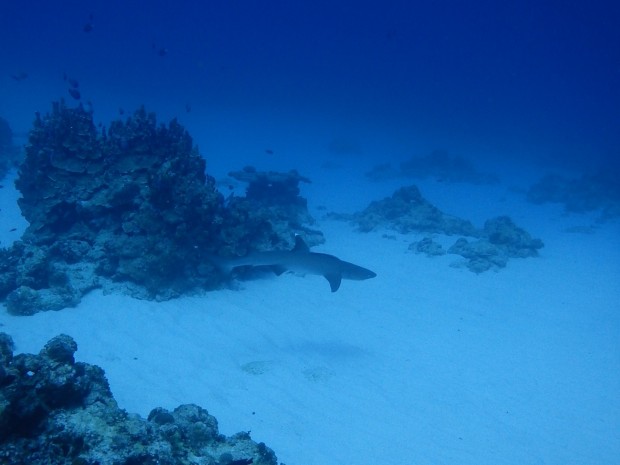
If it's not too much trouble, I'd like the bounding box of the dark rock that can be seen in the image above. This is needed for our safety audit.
[0,332,280,465]
[527,171,620,219]
[227,166,324,249]
[447,216,543,272]
[364,162,399,181]
[1,102,322,313]
[366,150,497,184]
[350,185,480,236]
[448,237,508,272]
[228,166,311,204]
[483,216,544,258]
[5,285,81,315]
[350,185,543,273]
[0,333,14,366]
[42,334,78,364]
[408,237,446,256]
[147,407,175,425]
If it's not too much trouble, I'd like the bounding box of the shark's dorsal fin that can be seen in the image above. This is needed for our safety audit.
[292,235,310,253]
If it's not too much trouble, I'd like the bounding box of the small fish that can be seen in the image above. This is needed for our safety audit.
[63,73,79,88]
[265,149,274,155]
[185,103,192,113]
[9,228,17,232]
[68,88,81,100]
[83,13,94,32]
[119,107,125,115]
[10,71,28,81]
[151,42,168,57]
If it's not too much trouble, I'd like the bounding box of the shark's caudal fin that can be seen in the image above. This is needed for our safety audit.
[207,255,233,275]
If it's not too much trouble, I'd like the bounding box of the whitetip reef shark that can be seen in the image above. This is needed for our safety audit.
[213,236,377,292]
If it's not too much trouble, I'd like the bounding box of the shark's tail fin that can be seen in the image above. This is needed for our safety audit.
[207,255,234,276]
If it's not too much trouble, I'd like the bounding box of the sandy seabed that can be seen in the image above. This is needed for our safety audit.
[1,168,619,465]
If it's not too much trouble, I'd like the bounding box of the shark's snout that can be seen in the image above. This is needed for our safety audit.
[363,269,377,279]
[340,261,377,281]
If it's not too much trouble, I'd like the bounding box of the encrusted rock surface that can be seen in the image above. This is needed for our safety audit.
[0,102,320,314]
[408,237,446,257]
[227,166,324,248]
[0,333,279,465]
[346,185,543,272]
[447,216,544,272]
[350,185,481,236]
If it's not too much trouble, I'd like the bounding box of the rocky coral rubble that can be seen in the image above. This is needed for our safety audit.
[407,237,446,257]
[346,185,543,272]
[446,216,544,273]
[227,166,324,248]
[349,185,481,236]
[0,101,320,314]
[0,333,279,465]
[366,150,497,184]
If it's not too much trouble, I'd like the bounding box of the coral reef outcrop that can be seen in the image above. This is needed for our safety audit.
[0,101,320,314]
[0,333,279,465]
[366,150,497,184]
[227,166,324,249]
[447,216,544,272]
[527,172,620,220]
[346,185,543,272]
[350,185,480,236]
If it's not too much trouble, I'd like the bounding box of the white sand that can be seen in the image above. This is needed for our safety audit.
[1,170,619,465]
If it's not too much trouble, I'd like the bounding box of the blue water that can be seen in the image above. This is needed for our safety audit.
[1,1,619,464]
[2,1,619,173]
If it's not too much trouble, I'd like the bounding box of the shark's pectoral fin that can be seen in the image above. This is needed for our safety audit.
[324,273,342,292]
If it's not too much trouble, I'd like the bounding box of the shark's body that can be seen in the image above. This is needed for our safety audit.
[215,236,376,292]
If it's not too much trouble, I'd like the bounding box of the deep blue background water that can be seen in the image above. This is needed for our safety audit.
[1,0,619,174]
